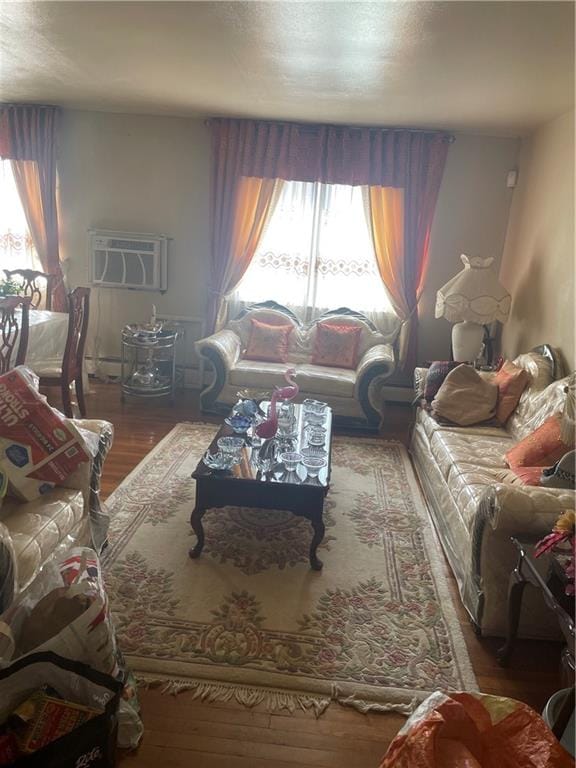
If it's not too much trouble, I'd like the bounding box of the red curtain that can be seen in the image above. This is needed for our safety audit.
[0,105,66,311]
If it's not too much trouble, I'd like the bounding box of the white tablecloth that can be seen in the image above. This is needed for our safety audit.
[18,310,69,372]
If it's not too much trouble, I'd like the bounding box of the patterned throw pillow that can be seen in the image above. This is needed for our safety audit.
[311,323,363,369]
[423,361,460,402]
[505,414,573,469]
[493,360,531,423]
[244,318,293,363]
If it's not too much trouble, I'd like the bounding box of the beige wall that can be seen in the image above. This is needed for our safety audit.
[58,110,211,374]
[421,133,519,362]
[57,110,519,375]
[500,110,575,370]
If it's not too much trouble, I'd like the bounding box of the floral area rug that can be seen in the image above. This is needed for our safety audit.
[102,423,477,715]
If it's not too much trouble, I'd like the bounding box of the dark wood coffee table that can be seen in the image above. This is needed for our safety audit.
[189,404,332,570]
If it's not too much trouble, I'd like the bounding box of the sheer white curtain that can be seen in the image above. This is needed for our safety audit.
[0,160,41,272]
[231,180,398,333]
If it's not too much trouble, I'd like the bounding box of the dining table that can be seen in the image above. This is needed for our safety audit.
[16,308,69,373]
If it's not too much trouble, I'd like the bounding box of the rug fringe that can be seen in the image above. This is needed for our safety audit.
[136,674,420,718]
[137,675,332,717]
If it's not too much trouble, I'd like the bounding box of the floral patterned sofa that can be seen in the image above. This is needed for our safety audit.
[410,346,575,638]
[195,302,397,428]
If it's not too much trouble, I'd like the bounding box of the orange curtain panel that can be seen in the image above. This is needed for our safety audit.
[211,175,281,330]
[0,105,66,311]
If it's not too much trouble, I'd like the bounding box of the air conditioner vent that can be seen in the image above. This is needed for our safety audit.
[88,229,168,291]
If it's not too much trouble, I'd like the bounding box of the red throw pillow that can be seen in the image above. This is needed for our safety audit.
[494,361,530,423]
[244,318,293,363]
[505,414,572,469]
[311,323,362,369]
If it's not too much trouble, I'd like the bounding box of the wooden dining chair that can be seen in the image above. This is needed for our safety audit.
[37,287,90,417]
[0,296,31,374]
[3,269,57,311]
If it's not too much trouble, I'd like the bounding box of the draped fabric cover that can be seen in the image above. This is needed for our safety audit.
[210,118,451,360]
[0,105,66,311]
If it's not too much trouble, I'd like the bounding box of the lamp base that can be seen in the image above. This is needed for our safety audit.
[452,321,484,363]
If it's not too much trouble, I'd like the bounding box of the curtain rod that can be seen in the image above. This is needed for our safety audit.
[205,117,455,141]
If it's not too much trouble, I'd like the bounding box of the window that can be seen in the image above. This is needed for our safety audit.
[233,180,396,330]
[0,160,40,272]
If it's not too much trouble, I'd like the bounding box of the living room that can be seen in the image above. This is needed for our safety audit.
[0,1,574,766]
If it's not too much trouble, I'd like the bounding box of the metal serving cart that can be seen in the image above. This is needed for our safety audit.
[120,323,178,404]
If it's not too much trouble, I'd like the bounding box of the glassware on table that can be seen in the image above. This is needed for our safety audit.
[277,403,297,436]
[278,451,303,483]
[217,436,244,461]
[302,456,327,484]
[305,425,326,447]
[202,450,236,470]
[303,399,327,414]
[224,414,252,434]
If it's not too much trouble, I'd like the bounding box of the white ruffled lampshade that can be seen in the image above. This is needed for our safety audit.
[435,254,511,324]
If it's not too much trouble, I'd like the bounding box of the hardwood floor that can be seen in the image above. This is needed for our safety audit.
[73,382,564,767]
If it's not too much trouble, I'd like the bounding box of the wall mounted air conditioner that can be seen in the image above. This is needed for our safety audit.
[88,229,168,291]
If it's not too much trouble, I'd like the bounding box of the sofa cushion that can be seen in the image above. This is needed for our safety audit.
[311,322,362,369]
[494,361,531,423]
[423,361,460,402]
[505,413,571,469]
[0,488,85,591]
[229,360,294,390]
[244,318,293,363]
[294,364,356,397]
[432,365,498,426]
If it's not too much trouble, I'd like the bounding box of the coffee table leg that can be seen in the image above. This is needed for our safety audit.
[309,512,325,571]
[189,506,206,559]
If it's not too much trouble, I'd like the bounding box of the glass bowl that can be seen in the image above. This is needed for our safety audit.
[217,436,245,457]
[202,450,236,470]
[302,456,327,479]
[224,414,252,433]
[279,451,302,472]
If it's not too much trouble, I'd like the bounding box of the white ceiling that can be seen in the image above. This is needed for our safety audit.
[0,1,573,135]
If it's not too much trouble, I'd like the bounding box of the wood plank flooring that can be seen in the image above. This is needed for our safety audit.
[68,382,564,767]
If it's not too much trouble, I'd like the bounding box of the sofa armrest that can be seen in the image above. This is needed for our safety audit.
[471,483,575,635]
[478,484,574,537]
[195,329,241,370]
[195,330,242,412]
[354,343,395,425]
[414,367,429,401]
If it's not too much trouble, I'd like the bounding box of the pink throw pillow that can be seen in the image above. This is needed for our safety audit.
[311,323,362,369]
[505,414,572,469]
[494,361,530,423]
[244,318,293,363]
[511,466,543,486]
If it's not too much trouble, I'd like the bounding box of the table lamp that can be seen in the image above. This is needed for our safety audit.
[435,254,511,363]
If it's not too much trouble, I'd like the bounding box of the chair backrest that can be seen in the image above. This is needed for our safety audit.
[3,269,56,311]
[63,287,90,381]
[0,296,31,374]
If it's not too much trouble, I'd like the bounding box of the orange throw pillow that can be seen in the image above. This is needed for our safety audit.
[312,323,362,369]
[494,361,530,423]
[244,318,293,363]
[505,414,571,469]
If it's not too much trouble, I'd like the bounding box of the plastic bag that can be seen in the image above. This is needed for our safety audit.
[0,651,121,767]
[0,548,143,750]
[379,691,573,768]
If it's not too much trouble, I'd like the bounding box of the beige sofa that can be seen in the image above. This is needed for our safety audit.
[196,303,396,427]
[410,347,575,638]
[0,418,113,614]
